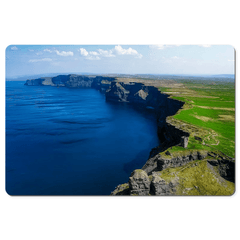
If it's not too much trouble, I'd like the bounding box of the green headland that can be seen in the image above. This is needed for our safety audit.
[162,79,235,158]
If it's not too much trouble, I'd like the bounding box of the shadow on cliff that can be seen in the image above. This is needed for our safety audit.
[123,138,159,174]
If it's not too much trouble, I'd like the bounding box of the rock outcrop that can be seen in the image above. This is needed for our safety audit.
[141,150,208,175]
[128,169,151,196]
[207,157,235,183]
[150,172,177,196]
[218,159,235,182]
[111,170,177,196]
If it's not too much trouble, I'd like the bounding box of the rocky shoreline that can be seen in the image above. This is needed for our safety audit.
[25,74,235,196]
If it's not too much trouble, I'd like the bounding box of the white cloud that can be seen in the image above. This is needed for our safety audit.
[89,51,99,56]
[10,46,18,50]
[98,49,115,57]
[55,50,74,56]
[199,45,211,48]
[79,48,100,60]
[228,59,234,62]
[79,45,142,60]
[43,49,53,53]
[29,58,52,63]
[43,48,74,56]
[79,48,89,57]
[28,49,34,52]
[114,45,142,58]
[36,52,43,55]
[172,56,179,59]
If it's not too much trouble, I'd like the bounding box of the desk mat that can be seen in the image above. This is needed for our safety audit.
[5,45,235,196]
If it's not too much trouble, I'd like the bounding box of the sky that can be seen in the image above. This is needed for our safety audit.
[5,45,235,78]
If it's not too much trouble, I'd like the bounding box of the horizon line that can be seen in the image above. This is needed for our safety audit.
[6,72,235,79]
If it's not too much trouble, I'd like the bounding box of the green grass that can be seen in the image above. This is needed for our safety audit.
[160,80,235,158]
[158,87,168,92]
[159,160,235,196]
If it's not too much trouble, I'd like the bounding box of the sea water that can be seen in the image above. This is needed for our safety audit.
[6,81,159,195]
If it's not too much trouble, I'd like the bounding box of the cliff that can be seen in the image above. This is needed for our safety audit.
[24,74,115,92]
[106,81,235,196]
[105,81,183,112]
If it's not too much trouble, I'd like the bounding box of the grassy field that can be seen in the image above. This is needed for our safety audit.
[160,80,235,158]
[159,159,235,196]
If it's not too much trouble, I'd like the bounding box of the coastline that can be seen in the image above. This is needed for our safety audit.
[24,75,235,196]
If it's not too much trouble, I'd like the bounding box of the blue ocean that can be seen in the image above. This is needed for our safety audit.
[6,81,159,195]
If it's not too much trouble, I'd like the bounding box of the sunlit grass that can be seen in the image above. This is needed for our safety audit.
[160,80,235,158]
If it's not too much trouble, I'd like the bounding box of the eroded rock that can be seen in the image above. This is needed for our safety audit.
[156,150,208,172]
[150,172,168,195]
[129,169,150,196]
[218,159,235,182]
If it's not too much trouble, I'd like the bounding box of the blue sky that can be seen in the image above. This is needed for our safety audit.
[6,45,235,78]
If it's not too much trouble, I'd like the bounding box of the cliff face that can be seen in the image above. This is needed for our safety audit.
[105,81,181,112]
[142,149,208,175]
[106,81,188,150]
[24,74,115,92]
